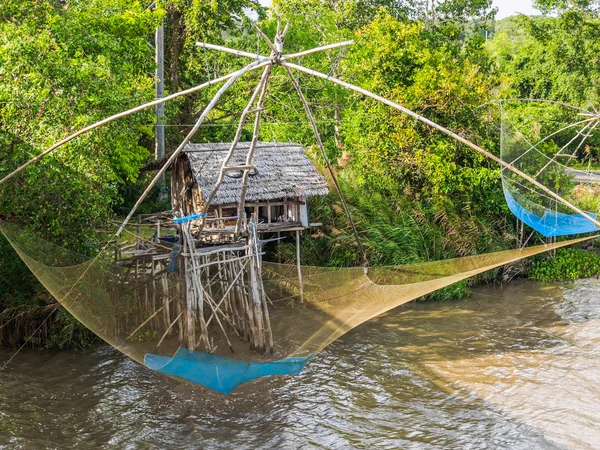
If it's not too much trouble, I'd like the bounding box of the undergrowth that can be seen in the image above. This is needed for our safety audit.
[269,181,512,302]
[0,236,96,349]
[529,246,600,282]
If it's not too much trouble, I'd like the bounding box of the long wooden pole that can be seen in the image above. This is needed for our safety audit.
[534,119,597,177]
[194,40,355,63]
[201,63,274,215]
[283,66,367,262]
[254,27,368,260]
[235,65,273,234]
[195,42,259,59]
[296,229,304,303]
[155,18,166,188]
[114,57,274,239]
[0,61,269,187]
[283,62,600,230]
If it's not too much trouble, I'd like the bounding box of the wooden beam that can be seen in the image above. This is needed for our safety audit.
[296,229,304,303]
[112,57,274,240]
[283,65,367,263]
[284,61,600,230]
[0,59,272,187]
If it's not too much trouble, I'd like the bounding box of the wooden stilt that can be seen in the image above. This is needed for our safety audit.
[296,229,304,303]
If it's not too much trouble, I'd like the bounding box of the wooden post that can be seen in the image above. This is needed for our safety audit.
[136,215,141,250]
[161,266,171,334]
[296,229,304,303]
[249,237,265,352]
[184,258,196,350]
[177,258,184,345]
[150,258,157,330]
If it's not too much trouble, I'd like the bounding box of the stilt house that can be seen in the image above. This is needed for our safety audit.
[144,142,329,237]
[127,142,329,354]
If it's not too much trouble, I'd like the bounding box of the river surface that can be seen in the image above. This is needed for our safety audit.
[1,279,600,449]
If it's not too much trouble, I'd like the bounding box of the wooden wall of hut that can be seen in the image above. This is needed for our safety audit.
[171,155,204,217]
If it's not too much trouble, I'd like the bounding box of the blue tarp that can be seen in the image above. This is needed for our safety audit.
[504,188,599,237]
[145,348,311,395]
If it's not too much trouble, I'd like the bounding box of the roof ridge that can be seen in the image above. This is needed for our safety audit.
[184,142,302,153]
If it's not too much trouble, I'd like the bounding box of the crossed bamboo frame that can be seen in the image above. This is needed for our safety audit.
[3,20,600,251]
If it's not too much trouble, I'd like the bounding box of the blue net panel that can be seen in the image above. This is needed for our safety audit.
[145,349,312,394]
[504,188,599,237]
[499,101,600,238]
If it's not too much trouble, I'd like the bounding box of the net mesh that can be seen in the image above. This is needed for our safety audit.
[1,219,595,393]
[500,101,600,236]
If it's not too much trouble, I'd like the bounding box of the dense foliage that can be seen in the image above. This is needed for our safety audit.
[1,0,599,347]
[530,247,600,281]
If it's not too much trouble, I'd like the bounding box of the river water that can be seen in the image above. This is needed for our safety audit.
[1,279,599,449]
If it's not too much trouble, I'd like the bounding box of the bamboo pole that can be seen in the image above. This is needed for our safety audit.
[183,258,196,350]
[182,225,210,351]
[283,41,354,62]
[248,235,265,352]
[241,255,258,347]
[251,22,278,54]
[155,311,184,353]
[195,42,260,59]
[206,260,247,327]
[235,63,273,234]
[0,61,269,187]
[283,62,600,230]
[193,40,354,64]
[176,265,184,345]
[126,302,168,341]
[296,229,304,304]
[196,283,236,353]
[201,63,274,215]
[161,268,171,334]
[113,57,274,241]
[259,261,274,353]
[283,65,367,262]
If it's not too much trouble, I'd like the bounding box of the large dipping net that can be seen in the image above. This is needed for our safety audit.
[0,219,595,394]
[499,101,600,237]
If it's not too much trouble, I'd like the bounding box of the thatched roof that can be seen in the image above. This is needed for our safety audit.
[145,142,329,206]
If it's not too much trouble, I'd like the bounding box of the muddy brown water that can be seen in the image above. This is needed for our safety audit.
[1,279,599,449]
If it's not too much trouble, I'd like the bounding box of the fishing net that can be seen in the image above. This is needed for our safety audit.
[1,219,595,394]
[499,101,600,237]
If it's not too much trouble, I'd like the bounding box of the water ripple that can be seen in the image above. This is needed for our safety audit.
[2,279,599,448]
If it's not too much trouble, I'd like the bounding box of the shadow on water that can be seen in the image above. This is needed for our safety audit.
[2,279,599,449]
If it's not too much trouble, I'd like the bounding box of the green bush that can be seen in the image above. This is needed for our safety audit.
[529,247,600,281]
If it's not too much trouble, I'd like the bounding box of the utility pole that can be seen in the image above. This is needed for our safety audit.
[155,16,167,198]
[155,20,165,169]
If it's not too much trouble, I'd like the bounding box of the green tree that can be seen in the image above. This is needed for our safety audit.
[534,0,600,15]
